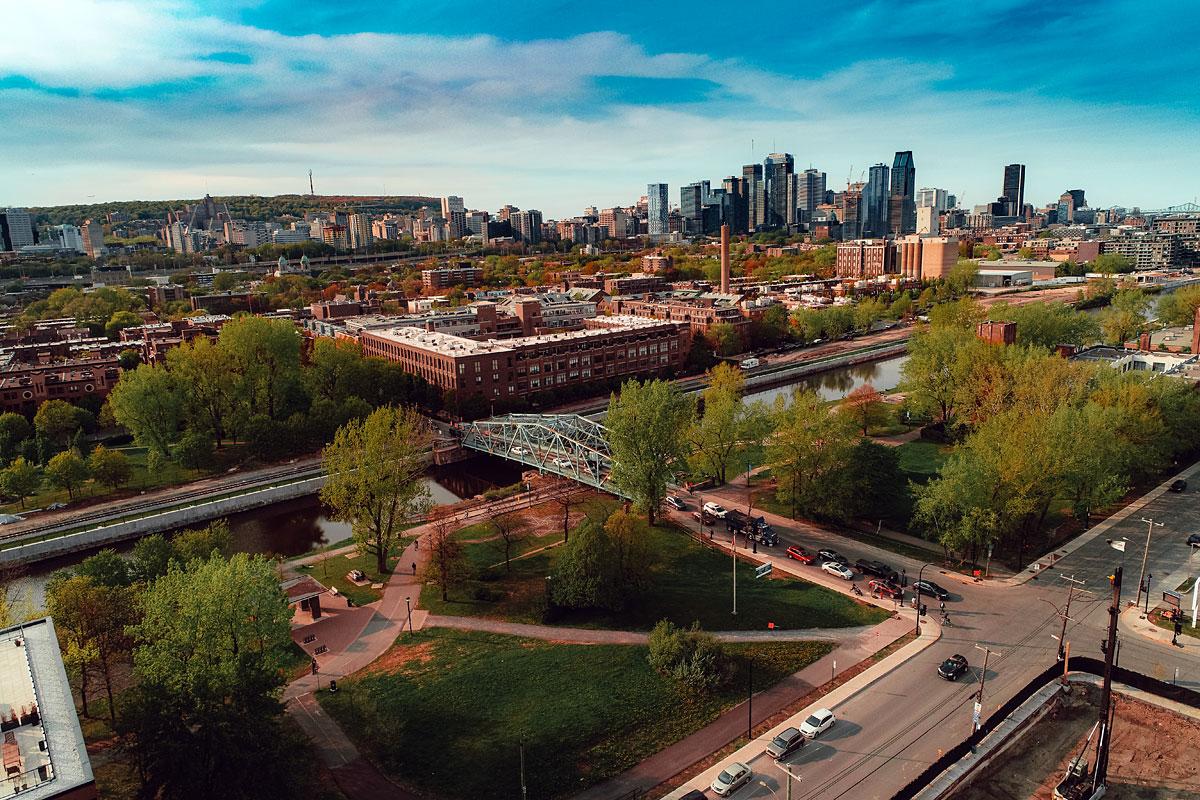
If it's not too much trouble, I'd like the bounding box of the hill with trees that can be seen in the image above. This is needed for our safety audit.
[28,194,441,226]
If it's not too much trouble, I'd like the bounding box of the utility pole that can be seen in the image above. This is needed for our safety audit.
[972,644,1000,733]
[1051,575,1088,661]
[732,536,738,616]
[1093,566,1122,795]
[747,656,753,740]
[1136,517,1162,611]
[519,739,527,800]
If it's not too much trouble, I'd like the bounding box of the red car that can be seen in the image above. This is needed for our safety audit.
[786,546,816,564]
[868,579,902,599]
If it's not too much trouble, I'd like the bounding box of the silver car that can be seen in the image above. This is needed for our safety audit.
[765,726,806,760]
[711,762,752,796]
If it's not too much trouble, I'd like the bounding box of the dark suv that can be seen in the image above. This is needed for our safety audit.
[855,559,899,583]
[1171,479,1188,493]
[765,726,807,760]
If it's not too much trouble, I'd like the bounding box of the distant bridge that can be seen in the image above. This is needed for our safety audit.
[1140,202,1200,215]
[457,413,627,497]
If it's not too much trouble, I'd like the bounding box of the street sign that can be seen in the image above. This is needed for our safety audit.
[1164,590,1182,609]
[972,701,982,728]
[755,563,773,579]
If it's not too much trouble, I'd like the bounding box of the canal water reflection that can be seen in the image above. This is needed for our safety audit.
[744,354,909,405]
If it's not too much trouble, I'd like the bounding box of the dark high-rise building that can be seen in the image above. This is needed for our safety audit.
[1067,189,1086,209]
[647,183,669,236]
[888,151,916,234]
[722,177,748,234]
[796,168,826,223]
[1001,164,1025,217]
[680,183,704,235]
[742,164,765,231]
[862,163,890,238]
[839,183,864,241]
[764,153,794,229]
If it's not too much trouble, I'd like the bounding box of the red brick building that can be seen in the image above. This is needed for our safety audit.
[360,316,687,402]
[0,358,120,413]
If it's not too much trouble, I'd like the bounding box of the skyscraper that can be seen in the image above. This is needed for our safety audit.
[764,153,794,228]
[680,183,704,235]
[742,164,765,231]
[513,209,543,243]
[722,176,748,234]
[862,163,891,238]
[796,168,826,223]
[347,213,373,249]
[441,196,465,218]
[82,218,106,258]
[839,183,865,241]
[1001,164,1025,217]
[647,183,669,236]
[916,187,951,211]
[1,208,35,250]
[888,151,916,235]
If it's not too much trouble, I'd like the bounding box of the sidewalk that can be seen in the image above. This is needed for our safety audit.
[577,615,929,800]
[1120,605,1200,654]
[423,614,879,644]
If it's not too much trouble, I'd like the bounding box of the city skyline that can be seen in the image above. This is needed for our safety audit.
[3,1,1198,214]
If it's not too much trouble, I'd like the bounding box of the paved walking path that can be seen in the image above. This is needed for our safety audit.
[423,614,878,644]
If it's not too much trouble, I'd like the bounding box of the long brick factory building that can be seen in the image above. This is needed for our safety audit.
[360,315,688,401]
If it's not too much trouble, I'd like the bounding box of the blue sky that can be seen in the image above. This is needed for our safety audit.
[2,0,1198,215]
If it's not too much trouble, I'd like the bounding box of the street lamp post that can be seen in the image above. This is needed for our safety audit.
[1135,517,1162,611]
[915,562,933,636]
[405,596,414,635]
[732,534,738,616]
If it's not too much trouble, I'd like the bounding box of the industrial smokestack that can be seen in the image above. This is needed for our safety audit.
[720,224,730,294]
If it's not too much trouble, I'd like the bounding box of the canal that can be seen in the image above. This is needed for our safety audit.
[6,355,903,609]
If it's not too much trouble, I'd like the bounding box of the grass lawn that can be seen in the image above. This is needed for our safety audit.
[422,520,888,632]
[895,440,951,478]
[319,628,833,799]
[296,541,409,606]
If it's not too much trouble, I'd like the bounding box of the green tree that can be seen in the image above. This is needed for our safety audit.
[172,521,234,563]
[765,390,858,519]
[900,326,987,428]
[550,512,651,612]
[45,449,89,500]
[706,322,743,356]
[131,534,175,583]
[34,399,90,448]
[321,405,432,573]
[1154,284,1200,328]
[167,337,239,447]
[218,316,303,421]
[46,574,137,726]
[0,457,41,508]
[688,363,761,484]
[88,445,131,490]
[105,309,144,339]
[1092,253,1133,274]
[0,412,32,465]
[606,379,694,525]
[108,364,182,457]
[117,348,142,371]
[490,511,528,573]
[125,553,300,800]
[986,300,1100,350]
[647,620,732,693]
[1099,288,1151,345]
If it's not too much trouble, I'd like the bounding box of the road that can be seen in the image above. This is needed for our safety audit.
[671,465,1200,800]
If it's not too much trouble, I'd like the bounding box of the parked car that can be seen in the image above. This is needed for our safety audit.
[665,495,687,511]
[868,579,902,599]
[765,726,807,760]
[45,502,68,511]
[938,654,969,681]
[818,548,848,565]
[1187,532,1200,547]
[913,580,949,601]
[822,561,855,580]
[0,514,23,525]
[693,510,717,527]
[703,502,728,518]
[757,528,779,547]
[347,569,366,583]
[1171,479,1188,493]
[855,559,898,582]
[799,708,836,738]
[710,762,752,796]
[786,545,816,564]
[739,357,761,370]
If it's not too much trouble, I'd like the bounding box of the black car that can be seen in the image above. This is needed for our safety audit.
[818,549,849,565]
[679,792,707,800]
[1187,533,1200,547]
[765,726,807,760]
[855,559,899,582]
[1171,479,1188,493]
[913,580,949,601]
[938,653,969,680]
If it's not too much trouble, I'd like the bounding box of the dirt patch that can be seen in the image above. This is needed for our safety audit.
[950,684,1200,800]
[363,641,436,675]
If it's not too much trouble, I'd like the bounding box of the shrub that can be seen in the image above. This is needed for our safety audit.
[646,619,733,693]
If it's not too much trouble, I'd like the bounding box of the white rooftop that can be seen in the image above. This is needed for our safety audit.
[369,314,672,356]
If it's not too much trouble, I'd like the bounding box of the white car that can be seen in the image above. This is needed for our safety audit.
[551,457,573,469]
[510,447,528,456]
[821,561,854,580]
[703,501,728,518]
[710,762,752,796]
[665,495,687,511]
[799,708,836,738]
[739,357,760,370]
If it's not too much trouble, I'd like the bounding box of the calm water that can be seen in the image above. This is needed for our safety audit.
[744,354,909,405]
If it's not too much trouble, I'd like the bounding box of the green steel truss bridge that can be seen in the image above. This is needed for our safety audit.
[457,414,627,497]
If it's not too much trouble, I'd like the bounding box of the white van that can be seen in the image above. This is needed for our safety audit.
[739,357,760,370]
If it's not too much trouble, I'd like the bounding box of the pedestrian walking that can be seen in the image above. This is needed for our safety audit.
[411,562,417,576]
[414,538,419,550]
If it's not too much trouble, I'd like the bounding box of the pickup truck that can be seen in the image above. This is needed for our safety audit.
[726,510,777,546]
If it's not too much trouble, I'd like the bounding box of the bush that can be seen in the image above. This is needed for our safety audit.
[646,619,733,693]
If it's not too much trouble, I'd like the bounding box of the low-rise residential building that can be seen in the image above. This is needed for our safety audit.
[0,618,97,799]
[0,357,120,413]
[836,240,896,279]
[604,292,748,337]
[602,274,665,295]
[359,315,688,403]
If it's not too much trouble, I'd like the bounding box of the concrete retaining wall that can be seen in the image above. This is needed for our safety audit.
[0,475,327,567]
